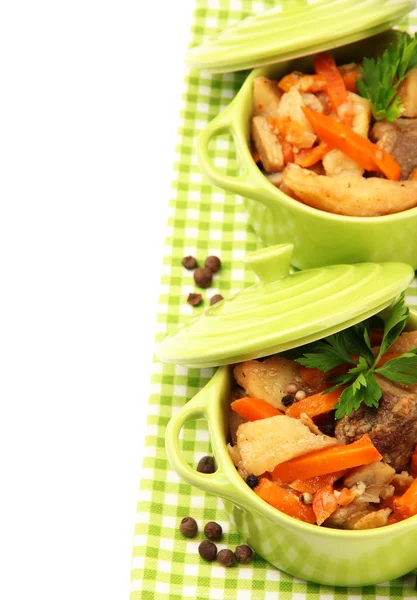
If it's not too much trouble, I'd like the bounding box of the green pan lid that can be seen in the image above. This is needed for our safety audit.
[185,0,416,73]
[157,244,414,368]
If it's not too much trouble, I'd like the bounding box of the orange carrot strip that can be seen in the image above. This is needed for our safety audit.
[336,487,356,507]
[387,514,399,526]
[271,434,382,483]
[380,494,401,512]
[411,445,417,478]
[298,366,328,390]
[341,68,362,93]
[289,470,346,494]
[254,477,316,524]
[313,53,350,118]
[286,388,343,419]
[278,72,300,92]
[294,143,329,167]
[394,478,417,520]
[376,352,402,368]
[303,107,401,181]
[231,397,283,421]
[313,484,338,525]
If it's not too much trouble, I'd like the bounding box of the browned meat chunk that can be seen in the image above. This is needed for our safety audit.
[371,119,417,180]
[335,375,417,471]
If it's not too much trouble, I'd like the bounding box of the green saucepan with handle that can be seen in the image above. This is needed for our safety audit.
[196,30,417,271]
[161,244,417,586]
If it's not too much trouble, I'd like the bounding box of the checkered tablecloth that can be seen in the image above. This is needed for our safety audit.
[131,2,417,598]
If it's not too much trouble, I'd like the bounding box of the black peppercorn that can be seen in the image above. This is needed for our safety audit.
[210,294,224,306]
[217,549,236,567]
[198,540,217,561]
[197,456,215,474]
[246,475,259,489]
[179,517,198,538]
[187,293,202,307]
[234,545,253,564]
[205,256,221,273]
[204,521,222,541]
[281,394,294,407]
[182,256,198,270]
[193,267,213,288]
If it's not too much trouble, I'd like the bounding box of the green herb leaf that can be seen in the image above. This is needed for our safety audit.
[375,349,417,385]
[357,32,417,121]
[375,293,408,362]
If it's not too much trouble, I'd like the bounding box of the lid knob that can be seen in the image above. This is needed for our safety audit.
[243,244,293,283]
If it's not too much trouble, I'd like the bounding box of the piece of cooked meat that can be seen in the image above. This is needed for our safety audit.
[335,375,417,471]
[371,118,417,180]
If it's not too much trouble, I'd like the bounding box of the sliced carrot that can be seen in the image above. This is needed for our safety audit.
[254,477,316,524]
[313,484,338,525]
[394,478,417,520]
[286,388,343,419]
[411,445,417,478]
[303,107,401,181]
[387,514,399,526]
[336,487,356,507]
[278,72,328,93]
[271,434,382,483]
[294,142,329,167]
[270,116,308,147]
[313,53,351,121]
[298,366,328,390]
[289,470,346,494]
[376,352,402,368]
[380,494,401,512]
[230,397,283,421]
[341,68,362,93]
[370,329,384,347]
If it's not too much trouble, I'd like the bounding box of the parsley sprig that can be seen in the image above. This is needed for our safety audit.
[295,294,417,419]
[357,32,417,121]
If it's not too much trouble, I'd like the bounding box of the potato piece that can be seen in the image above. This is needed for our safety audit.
[391,472,415,494]
[398,68,417,117]
[344,461,395,488]
[282,163,417,216]
[252,116,284,173]
[349,508,391,530]
[266,172,283,187]
[233,356,303,411]
[236,415,337,476]
[277,90,316,148]
[253,76,282,118]
[301,93,324,113]
[227,443,248,480]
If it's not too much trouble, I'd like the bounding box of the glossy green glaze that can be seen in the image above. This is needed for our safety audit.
[157,244,414,367]
[165,308,417,586]
[197,31,417,270]
[185,0,415,73]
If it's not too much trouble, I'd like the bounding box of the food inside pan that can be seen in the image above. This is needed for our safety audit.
[251,32,417,217]
[227,295,417,528]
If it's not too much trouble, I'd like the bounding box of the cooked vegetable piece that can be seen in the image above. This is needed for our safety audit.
[271,434,382,483]
[254,477,316,523]
[277,91,316,148]
[253,76,282,118]
[301,93,324,113]
[289,470,346,493]
[294,143,329,168]
[313,53,350,120]
[236,414,337,476]
[282,163,417,217]
[391,472,415,494]
[349,508,391,529]
[337,488,356,506]
[343,461,395,488]
[278,72,328,93]
[231,397,284,421]
[252,116,284,173]
[340,67,362,93]
[398,68,417,117]
[313,484,338,525]
[323,502,369,529]
[376,352,402,368]
[394,477,417,519]
[298,366,328,391]
[303,107,401,180]
[286,388,342,419]
[233,357,303,411]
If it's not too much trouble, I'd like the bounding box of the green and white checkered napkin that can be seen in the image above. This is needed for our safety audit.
[131,2,417,598]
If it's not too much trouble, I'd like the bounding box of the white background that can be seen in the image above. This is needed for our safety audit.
[0,1,194,598]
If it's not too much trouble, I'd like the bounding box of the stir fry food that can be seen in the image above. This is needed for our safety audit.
[251,33,417,216]
[227,296,417,529]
